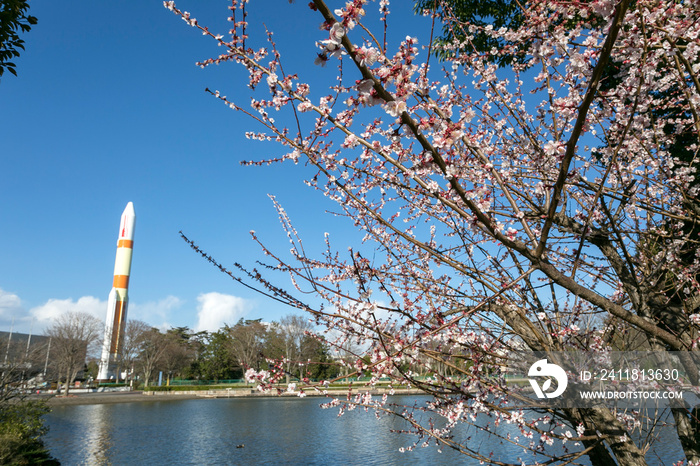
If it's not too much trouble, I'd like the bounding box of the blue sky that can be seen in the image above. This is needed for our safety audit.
[0,1,431,334]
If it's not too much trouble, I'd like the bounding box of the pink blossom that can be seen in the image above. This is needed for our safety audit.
[383,100,406,117]
[329,22,345,45]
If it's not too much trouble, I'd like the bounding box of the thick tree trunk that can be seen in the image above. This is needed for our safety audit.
[566,407,647,466]
[671,403,700,464]
[648,333,700,463]
[63,367,71,396]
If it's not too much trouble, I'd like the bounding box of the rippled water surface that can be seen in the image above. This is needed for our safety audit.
[44,396,686,465]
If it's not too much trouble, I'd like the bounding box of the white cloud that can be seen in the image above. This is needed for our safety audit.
[129,296,183,330]
[0,288,22,316]
[0,287,246,335]
[194,292,252,333]
[29,296,105,328]
[0,288,26,330]
[0,288,107,333]
[26,295,185,333]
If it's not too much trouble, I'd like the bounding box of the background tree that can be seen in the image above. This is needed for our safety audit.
[278,314,313,382]
[228,319,267,371]
[159,327,196,384]
[413,0,526,66]
[197,329,241,381]
[0,0,36,79]
[182,329,208,380]
[136,327,170,387]
[44,311,101,396]
[333,337,362,379]
[118,320,151,387]
[128,319,339,384]
[300,335,336,381]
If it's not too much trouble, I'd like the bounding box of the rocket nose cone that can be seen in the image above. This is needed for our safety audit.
[119,202,136,240]
[124,202,135,216]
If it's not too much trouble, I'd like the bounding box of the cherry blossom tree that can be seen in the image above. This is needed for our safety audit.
[169,0,700,464]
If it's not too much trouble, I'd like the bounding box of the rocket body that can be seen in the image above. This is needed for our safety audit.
[97,202,135,381]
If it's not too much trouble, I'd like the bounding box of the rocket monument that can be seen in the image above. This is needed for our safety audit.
[97,202,135,381]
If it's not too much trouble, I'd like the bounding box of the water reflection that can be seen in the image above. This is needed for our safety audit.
[45,396,687,465]
[82,405,113,465]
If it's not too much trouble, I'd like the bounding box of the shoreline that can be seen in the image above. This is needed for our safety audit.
[38,387,425,406]
[40,391,198,406]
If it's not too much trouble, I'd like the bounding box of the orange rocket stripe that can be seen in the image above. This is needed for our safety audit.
[112,275,130,288]
[110,300,126,354]
[117,239,134,248]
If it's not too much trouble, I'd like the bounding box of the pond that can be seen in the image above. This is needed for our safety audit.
[44,396,685,465]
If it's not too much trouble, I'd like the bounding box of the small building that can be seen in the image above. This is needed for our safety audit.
[0,331,52,386]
